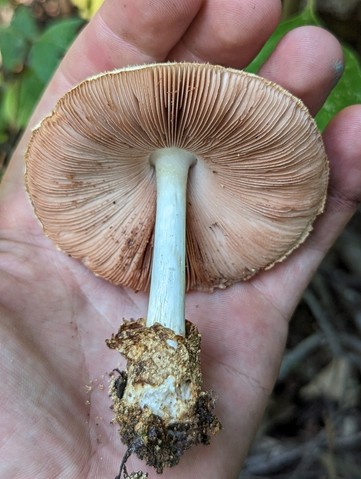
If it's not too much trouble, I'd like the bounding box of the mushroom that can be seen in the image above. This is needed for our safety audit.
[25,63,328,476]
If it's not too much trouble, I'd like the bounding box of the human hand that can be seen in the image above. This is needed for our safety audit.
[1,1,361,478]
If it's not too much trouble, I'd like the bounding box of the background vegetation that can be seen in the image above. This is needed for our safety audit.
[1,0,361,477]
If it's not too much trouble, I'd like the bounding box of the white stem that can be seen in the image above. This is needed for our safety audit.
[147,148,196,336]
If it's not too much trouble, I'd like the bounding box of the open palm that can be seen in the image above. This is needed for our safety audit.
[1,1,361,478]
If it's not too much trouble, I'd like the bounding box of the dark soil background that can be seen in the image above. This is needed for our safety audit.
[1,0,361,477]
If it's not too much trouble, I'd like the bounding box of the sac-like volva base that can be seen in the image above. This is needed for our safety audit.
[106,320,221,474]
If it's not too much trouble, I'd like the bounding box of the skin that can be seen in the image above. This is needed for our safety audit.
[0,0,361,477]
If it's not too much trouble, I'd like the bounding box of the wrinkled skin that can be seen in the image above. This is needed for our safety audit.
[1,1,361,478]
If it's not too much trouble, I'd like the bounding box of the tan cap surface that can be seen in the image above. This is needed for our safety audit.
[25,62,328,292]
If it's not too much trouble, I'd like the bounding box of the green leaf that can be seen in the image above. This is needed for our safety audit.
[246,4,361,130]
[2,83,20,128]
[0,6,38,73]
[0,132,8,144]
[18,70,44,127]
[10,6,39,41]
[29,17,84,83]
[0,90,9,144]
[3,70,44,129]
[29,41,63,84]
[0,28,28,72]
[36,17,84,50]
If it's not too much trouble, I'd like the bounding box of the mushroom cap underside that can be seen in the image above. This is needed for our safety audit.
[25,62,328,292]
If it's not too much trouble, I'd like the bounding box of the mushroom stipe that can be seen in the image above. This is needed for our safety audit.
[25,62,329,477]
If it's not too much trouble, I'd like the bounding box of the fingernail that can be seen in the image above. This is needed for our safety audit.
[332,59,344,86]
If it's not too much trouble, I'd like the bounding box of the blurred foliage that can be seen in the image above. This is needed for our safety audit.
[0,2,84,165]
[0,5,83,127]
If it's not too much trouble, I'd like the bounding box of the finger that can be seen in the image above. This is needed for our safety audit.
[61,0,202,85]
[251,105,361,318]
[170,0,282,68]
[259,26,344,115]
[326,106,361,202]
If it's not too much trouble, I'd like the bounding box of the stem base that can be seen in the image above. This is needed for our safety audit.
[106,320,221,474]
